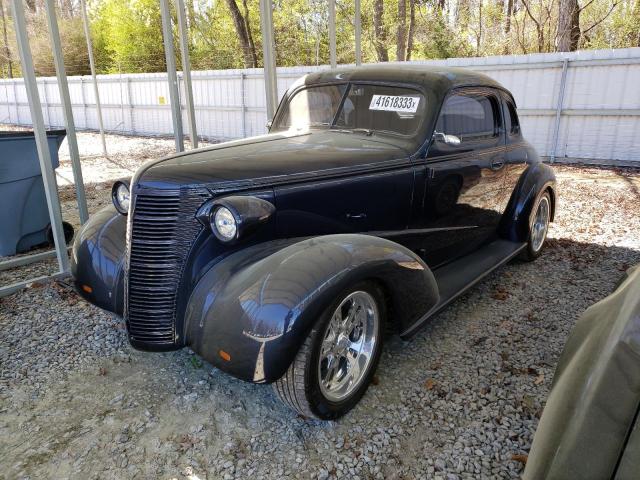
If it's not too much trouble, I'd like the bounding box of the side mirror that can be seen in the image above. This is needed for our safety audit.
[433,132,461,146]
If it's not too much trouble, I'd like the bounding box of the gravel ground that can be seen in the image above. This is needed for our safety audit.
[1,131,640,479]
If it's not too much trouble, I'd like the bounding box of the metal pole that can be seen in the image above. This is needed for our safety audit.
[175,0,197,148]
[240,72,247,138]
[259,0,278,121]
[80,0,107,157]
[10,0,69,273]
[550,59,569,164]
[329,0,336,68]
[355,0,362,66]
[159,0,184,152]
[44,0,89,224]
[41,79,50,126]
[127,76,134,133]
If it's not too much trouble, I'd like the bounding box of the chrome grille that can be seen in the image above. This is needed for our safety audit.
[126,188,208,346]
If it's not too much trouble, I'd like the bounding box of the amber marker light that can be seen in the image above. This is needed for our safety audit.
[82,285,93,293]
[218,350,231,362]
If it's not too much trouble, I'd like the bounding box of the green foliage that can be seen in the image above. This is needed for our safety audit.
[92,0,166,73]
[0,0,639,78]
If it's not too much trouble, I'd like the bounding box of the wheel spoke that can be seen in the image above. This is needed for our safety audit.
[317,290,380,402]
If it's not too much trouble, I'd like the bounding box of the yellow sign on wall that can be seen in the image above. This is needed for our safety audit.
[158,96,166,105]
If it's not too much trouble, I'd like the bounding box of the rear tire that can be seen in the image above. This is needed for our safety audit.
[273,281,385,420]
[520,191,551,262]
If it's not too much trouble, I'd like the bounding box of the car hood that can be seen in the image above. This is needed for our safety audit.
[136,130,411,191]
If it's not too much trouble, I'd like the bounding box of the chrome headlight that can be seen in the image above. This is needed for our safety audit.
[197,195,276,244]
[212,206,238,242]
[112,180,130,215]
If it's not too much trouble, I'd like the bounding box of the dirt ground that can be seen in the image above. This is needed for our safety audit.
[1,130,640,479]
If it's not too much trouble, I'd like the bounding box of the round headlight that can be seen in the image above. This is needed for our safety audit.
[112,181,130,215]
[213,206,237,241]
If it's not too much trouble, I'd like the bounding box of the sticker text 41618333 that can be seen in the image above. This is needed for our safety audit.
[369,95,421,113]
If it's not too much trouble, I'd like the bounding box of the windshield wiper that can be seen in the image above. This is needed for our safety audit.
[330,127,374,136]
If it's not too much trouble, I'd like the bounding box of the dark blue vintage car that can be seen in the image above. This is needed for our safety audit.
[72,65,556,419]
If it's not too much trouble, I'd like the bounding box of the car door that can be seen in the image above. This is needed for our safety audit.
[411,88,508,267]
[275,166,414,237]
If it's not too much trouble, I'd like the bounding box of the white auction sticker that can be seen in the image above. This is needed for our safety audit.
[369,95,421,113]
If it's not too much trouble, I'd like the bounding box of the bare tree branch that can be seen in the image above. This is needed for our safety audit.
[582,0,621,35]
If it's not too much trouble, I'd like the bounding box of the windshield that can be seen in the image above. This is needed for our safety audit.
[272,83,426,136]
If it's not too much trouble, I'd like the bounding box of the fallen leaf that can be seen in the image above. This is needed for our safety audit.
[425,378,436,390]
[534,374,545,385]
[98,367,107,376]
[511,453,528,465]
[371,375,379,386]
[492,288,509,301]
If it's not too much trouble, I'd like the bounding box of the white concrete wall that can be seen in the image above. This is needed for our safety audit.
[1,48,639,165]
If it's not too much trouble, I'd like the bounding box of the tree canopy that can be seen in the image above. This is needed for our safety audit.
[1,0,639,78]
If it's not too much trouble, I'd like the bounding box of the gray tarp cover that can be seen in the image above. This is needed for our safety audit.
[524,265,640,480]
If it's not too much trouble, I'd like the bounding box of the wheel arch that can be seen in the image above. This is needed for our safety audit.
[183,234,439,384]
[499,162,557,243]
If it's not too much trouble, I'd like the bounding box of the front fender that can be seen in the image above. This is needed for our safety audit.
[184,234,439,383]
[499,162,557,242]
[71,204,126,315]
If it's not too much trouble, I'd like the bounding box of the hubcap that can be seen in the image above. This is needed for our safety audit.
[318,291,379,402]
[531,196,550,252]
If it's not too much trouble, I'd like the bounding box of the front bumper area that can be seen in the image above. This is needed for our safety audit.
[71,204,126,316]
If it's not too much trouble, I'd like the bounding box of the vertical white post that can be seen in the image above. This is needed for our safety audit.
[259,0,278,121]
[10,0,69,272]
[44,0,89,224]
[159,0,185,152]
[355,0,362,65]
[550,59,569,164]
[175,0,198,148]
[329,0,336,68]
[80,0,107,157]
[126,77,134,133]
[240,72,247,138]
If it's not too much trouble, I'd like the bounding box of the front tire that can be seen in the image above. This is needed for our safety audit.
[273,281,385,420]
[520,191,551,262]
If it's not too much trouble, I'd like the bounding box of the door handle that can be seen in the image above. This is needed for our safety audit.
[346,213,367,220]
[491,159,505,170]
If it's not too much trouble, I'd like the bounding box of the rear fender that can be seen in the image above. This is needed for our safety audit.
[184,234,439,383]
[499,162,556,242]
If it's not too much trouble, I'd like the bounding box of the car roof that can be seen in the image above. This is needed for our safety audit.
[297,64,506,94]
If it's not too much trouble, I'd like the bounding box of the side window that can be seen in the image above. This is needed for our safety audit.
[435,92,501,143]
[504,98,520,135]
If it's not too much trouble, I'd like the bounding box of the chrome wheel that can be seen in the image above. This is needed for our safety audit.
[531,195,550,253]
[318,291,379,402]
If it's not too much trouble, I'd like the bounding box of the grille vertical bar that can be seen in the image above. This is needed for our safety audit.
[126,188,208,346]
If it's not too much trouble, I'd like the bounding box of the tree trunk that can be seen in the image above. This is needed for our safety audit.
[0,0,11,78]
[396,0,407,61]
[406,0,416,61]
[557,0,581,51]
[505,0,514,34]
[634,0,640,47]
[241,0,258,67]
[224,0,257,68]
[477,0,483,55]
[373,0,389,62]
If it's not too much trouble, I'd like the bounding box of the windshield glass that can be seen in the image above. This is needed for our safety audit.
[273,83,426,137]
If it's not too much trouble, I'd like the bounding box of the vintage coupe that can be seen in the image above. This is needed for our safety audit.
[72,65,556,419]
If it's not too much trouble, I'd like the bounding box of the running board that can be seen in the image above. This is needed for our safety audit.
[400,239,526,339]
